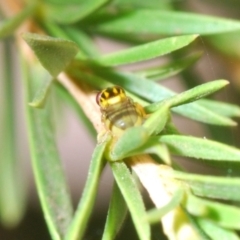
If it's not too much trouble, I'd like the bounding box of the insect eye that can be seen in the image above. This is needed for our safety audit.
[96,91,102,106]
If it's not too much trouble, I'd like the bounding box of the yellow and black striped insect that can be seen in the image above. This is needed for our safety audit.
[96,86,146,135]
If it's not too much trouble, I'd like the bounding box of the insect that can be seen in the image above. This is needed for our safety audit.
[96,86,146,135]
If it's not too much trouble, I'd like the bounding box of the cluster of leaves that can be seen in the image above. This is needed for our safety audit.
[1,0,240,240]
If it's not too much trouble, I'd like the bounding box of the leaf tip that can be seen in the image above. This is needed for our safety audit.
[220,79,230,85]
[28,101,44,108]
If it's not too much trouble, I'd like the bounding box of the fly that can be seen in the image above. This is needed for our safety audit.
[96,86,146,135]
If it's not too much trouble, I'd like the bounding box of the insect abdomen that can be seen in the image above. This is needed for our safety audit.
[104,100,143,130]
[108,106,137,130]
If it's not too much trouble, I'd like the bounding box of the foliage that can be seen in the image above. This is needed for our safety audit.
[1,0,240,239]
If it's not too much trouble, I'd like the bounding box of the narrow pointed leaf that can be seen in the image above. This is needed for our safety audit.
[199,99,240,118]
[159,168,240,201]
[174,103,236,126]
[95,35,198,66]
[146,80,229,111]
[136,52,202,80]
[22,60,73,239]
[145,187,184,223]
[166,80,229,108]
[185,194,240,229]
[196,219,240,240]
[45,0,110,24]
[22,33,79,77]
[102,182,128,240]
[0,42,26,227]
[143,104,169,135]
[94,10,240,36]
[126,139,171,164]
[110,126,149,161]
[159,135,240,161]
[112,0,172,9]
[65,136,110,240]
[207,31,240,59]
[110,161,150,240]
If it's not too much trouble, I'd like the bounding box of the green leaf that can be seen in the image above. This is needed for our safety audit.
[89,67,236,126]
[136,52,202,80]
[102,182,128,240]
[135,141,172,164]
[94,10,240,36]
[22,33,79,77]
[64,135,110,240]
[186,194,240,230]
[167,80,229,108]
[109,126,149,161]
[29,77,53,108]
[111,137,171,164]
[95,35,198,66]
[0,41,26,227]
[44,0,110,24]
[0,3,37,39]
[110,161,150,240]
[145,188,184,224]
[174,103,237,126]
[146,80,229,111]
[159,168,240,201]
[196,218,240,240]
[159,135,240,161]
[185,194,240,229]
[112,0,172,9]
[21,60,73,239]
[207,31,240,59]
[199,99,240,118]
[143,104,169,135]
